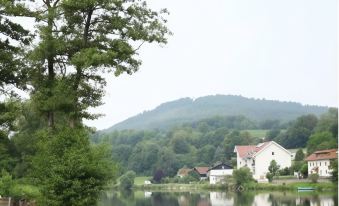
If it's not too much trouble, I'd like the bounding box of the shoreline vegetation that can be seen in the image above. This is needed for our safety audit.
[133,182,337,192]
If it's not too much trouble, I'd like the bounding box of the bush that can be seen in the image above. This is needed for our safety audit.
[309,173,319,183]
[31,128,116,205]
[278,167,291,176]
[120,171,136,189]
[266,172,274,182]
[233,167,254,186]
[300,163,308,178]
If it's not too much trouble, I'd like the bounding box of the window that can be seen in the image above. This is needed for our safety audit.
[325,162,327,166]
[272,152,274,155]
[320,162,321,166]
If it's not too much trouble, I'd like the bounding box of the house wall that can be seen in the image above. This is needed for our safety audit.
[254,143,291,180]
[209,169,233,184]
[308,160,332,177]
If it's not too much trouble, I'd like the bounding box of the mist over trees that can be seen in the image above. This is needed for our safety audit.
[94,109,338,177]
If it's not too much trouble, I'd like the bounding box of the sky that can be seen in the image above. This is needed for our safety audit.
[82,0,337,130]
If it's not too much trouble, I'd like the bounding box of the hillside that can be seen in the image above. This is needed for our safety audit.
[103,95,329,132]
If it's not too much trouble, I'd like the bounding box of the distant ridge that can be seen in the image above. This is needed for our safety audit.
[102,95,329,132]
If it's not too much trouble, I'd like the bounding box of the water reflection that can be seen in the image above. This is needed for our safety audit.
[98,190,338,206]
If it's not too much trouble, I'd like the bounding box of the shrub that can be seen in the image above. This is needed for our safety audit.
[119,171,136,189]
[266,172,274,182]
[300,163,308,178]
[309,173,319,183]
[232,167,254,186]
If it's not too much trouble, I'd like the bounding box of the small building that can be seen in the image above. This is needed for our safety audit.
[234,141,292,181]
[193,167,209,180]
[305,149,338,177]
[177,168,192,178]
[208,163,233,184]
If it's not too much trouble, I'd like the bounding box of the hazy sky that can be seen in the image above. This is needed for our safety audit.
[83,0,337,130]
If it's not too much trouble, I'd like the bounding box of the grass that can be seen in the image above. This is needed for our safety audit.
[243,130,268,138]
[134,176,151,186]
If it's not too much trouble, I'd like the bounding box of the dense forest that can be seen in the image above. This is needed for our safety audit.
[0,0,169,205]
[93,108,338,177]
[106,95,328,131]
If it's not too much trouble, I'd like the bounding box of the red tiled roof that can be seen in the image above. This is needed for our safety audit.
[305,149,338,161]
[234,142,271,158]
[194,167,209,175]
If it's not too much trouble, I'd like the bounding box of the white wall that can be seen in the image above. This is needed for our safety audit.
[308,160,332,177]
[209,169,233,184]
[254,143,292,179]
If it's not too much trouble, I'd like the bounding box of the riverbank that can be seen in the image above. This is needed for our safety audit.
[136,181,337,192]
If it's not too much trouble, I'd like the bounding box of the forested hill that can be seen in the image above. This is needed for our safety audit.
[104,95,329,132]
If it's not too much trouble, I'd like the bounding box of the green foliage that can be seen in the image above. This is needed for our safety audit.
[294,149,305,161]
[300,163,308,178]
[31,128,116,206]
[266,172,274,182]
[275,114,318,148]
[108,95,327,131]
[232,167,254,186]
[119,171,136,190]
[307,131,337,154]
[224,130,255,159]
[278,167,291,176]
[309,173,319,183]
[187,171,200,181]
[330,159,338,183]
[266,160,280,182]
[0,170,14,197]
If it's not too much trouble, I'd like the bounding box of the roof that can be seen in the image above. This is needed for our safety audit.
[305,149,338,161]
[177,168,192,176]
[234,141,271,158]
[194,167,209,175]
[208,163,232,171]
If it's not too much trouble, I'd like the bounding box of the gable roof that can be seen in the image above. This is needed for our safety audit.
[234,141,290,158]
[193,167,209,175]
[208,163,232,171]
[234,141,270,158]
[305,149,338,161]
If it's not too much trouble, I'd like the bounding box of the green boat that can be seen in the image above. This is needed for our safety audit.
[297,187,315,191]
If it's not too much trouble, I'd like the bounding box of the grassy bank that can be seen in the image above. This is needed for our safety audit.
[136,181,337,192]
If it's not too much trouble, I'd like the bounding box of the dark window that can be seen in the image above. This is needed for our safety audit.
[272,152,274,155]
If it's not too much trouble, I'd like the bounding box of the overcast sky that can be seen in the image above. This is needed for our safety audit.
[83,0,337,130]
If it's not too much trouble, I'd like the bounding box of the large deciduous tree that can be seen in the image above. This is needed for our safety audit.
[25,0,170,128]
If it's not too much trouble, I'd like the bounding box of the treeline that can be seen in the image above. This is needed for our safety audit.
[94,109,338,177]
[108,95,328,131]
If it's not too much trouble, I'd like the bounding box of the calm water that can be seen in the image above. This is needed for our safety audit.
[98,190,338,206]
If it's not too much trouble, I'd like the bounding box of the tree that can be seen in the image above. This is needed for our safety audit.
[224,130,254,159]
[266,160,280,182]
[300,163,308,178]
[294,149,305,161]
[0,0,31,95]
[119,171,136,190]
[31,128,116,205]
[330,159,338,183]
[232,167,254,186]
[276,114,318,148]
[307,131,337,154]
[22,0,170,128]
[153,169,165,183]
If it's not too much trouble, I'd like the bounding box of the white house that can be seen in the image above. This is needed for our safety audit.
[234,141,292,181]
[208,163,233,184]
[305,149,337,177]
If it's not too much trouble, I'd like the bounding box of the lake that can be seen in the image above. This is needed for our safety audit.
[98,190,338,206]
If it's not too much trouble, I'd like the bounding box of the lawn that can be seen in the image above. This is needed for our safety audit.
[134,176,151,186]
[243,130,268,138]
